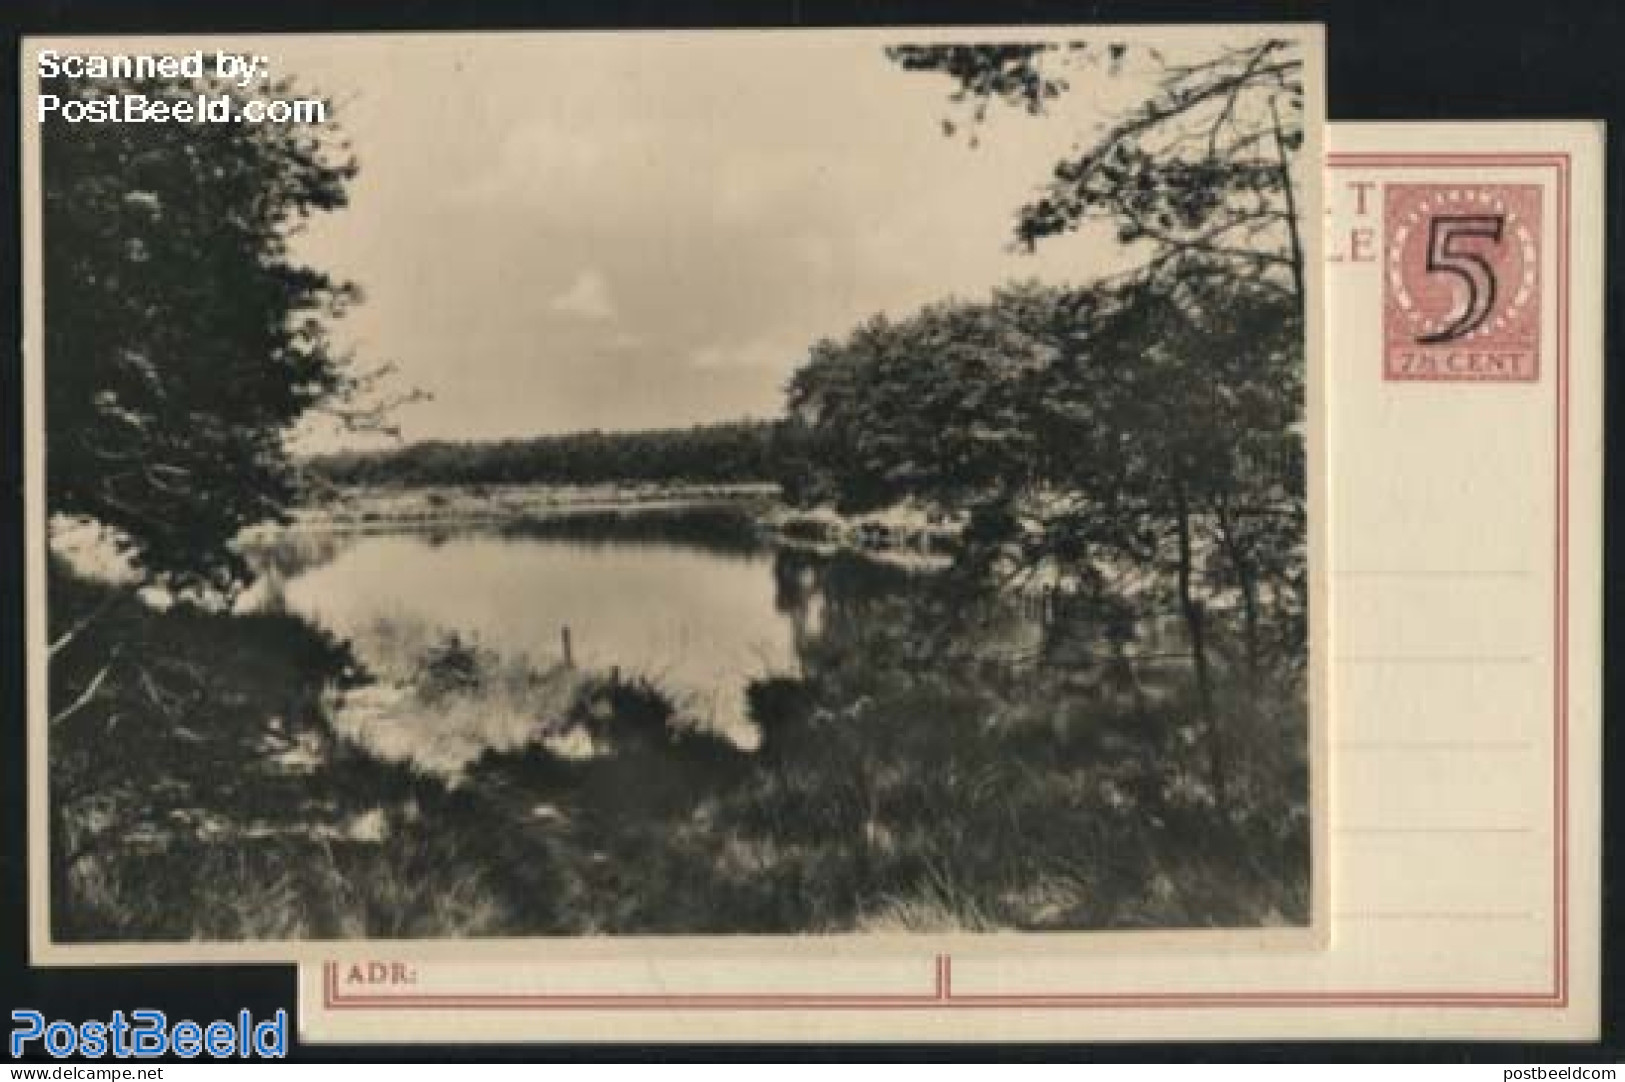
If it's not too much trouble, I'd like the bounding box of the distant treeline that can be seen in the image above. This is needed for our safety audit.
[304,420,791,489]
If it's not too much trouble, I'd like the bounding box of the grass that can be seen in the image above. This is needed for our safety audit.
[48,554,1308,941]
[328,615,590,774]
[61,828,514,941]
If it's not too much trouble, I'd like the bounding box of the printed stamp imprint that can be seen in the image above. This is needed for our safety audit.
[1384,183,1541,381]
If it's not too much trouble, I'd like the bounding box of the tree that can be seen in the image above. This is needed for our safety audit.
[784,274,1303,798]
[42,73,373,594]
[887,39,1307,300]
[784,282,1075,515]
[793,38,1314,796]
[306,420,787,490]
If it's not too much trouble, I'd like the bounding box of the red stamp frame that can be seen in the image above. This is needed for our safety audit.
[1383,182,1543,382]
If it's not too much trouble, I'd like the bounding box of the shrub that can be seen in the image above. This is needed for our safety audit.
[410,631,491,702]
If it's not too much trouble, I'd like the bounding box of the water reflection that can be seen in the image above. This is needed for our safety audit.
[243,503,1183,772]
[245,505,804,763]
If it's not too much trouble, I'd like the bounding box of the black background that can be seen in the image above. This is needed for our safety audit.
[1,0,1619,1063]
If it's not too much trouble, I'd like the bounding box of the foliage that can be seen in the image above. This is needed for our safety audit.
[783,276,1303,797]
[410,631,493,703]
[502,504,767,557]
[855,37,1312,792]
[457,548,1308,934]
[781,282,1073,513]
[887,38,1308,297]
[787,280,1301,595]
[42,74,365,592]
[47,563,550,941]
[306,420,789,490]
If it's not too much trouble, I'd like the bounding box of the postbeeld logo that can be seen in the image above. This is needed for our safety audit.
[10,1009,287,1060]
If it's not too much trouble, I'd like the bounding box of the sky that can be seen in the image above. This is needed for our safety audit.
[182,30,1277,448]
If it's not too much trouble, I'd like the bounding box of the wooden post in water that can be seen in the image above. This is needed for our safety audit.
[561,625,574,669]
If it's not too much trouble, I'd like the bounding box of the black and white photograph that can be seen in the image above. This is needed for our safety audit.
[28,27,1324,950]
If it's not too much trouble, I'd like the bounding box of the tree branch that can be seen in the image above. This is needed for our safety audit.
[49,590,123,657]
[50,651,119,727]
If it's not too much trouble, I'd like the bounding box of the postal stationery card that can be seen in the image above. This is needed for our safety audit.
[21,23,1600,1044]
[28,27,1329,962]
[298,122,1601,1042]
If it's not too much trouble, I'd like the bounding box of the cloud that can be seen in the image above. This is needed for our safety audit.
[549,269,616,321]
[278,31,1163,447]
[689,334,808,372]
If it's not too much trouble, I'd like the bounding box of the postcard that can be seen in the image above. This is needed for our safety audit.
[295,122,1602,1042]
[24,25,1329,963]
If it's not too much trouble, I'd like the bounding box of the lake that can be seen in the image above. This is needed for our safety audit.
[244,505,852,769]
